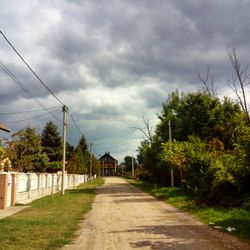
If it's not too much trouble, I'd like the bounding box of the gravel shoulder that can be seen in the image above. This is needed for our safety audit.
[62,177,250,250]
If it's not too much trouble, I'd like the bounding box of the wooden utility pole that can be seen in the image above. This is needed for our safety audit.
[90,143,93,178]
[61,105,68,195]
[169,120,174,187]
[131,156,134,179]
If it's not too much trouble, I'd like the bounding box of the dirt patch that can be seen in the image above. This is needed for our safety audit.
[62,177,250,250]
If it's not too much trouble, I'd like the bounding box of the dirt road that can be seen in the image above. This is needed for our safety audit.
[62,177,249,250]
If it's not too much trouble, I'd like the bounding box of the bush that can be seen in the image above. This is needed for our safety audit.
[184,137,217,201]
[207,179,239,206]
[47,161,62,173]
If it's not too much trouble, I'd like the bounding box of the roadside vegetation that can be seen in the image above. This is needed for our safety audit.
[0,178,104,250]
[135,89,250,207]
[133,51,250,206]
[0,121,101,174]
[130,180,250,241]
[124,51,250,241]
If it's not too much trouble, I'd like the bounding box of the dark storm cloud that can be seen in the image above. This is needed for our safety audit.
[1,0,250,160]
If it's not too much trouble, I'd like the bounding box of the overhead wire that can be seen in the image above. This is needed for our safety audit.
[0,31,85,140]
[69,113,84,137]
[2,108,61,124]
[0,107,61,115]
[0,30,65,106]
[0,60,62,123]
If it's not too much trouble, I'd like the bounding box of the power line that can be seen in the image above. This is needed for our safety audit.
[0,30,65,106]
[0,31,85,140]
[0,60,62,123]
[69,113,84,137]
[0,107,61,115]
[2,108,61,124]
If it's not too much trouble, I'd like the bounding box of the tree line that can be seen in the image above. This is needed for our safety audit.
[135,49,250,207]
[0,121,100,174]
[136,89,250,207]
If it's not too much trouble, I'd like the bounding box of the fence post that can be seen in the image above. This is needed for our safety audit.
[51,174,54,196]
[45,173,48,194]
[27,173,31,199]
[37,173,41,196]
[15,173,19,202]
[0,174,8,209]
[11,173,17,206]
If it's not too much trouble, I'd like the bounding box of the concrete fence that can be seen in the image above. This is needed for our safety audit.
[0,172,94,209]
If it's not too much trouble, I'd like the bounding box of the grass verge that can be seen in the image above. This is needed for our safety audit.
[129,180,250,242]
[0,177,104,250]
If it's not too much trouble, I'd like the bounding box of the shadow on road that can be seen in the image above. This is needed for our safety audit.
[109,224,228,249]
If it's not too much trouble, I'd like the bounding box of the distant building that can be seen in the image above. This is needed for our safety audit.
[99,152,118,176]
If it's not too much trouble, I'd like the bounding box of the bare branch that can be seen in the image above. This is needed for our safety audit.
[228,48,250,123]
[198,66,217,97]
[130,112,154,144]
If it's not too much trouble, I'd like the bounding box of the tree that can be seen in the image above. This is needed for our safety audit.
[41,121,62,162]
[0,146,4,160]
[67,136,89,174]
[161,140,187,184]
[123,155,136,172]
[66,142,74,160]
[198,66,217,97]
[6,126,43,172]
[131,112,154,145]
[91,156,101,175]
[227,49,250,123]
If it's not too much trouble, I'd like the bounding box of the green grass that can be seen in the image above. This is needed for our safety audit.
[130,180,250,242]
[0,178,104,250]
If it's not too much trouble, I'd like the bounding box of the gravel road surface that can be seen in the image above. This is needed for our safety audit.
[62,177,250,250]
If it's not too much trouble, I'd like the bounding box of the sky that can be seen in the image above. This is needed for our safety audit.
[0,0,250,162]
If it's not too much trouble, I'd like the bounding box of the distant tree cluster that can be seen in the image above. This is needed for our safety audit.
[0,121,100,174]
[137,90,250,207]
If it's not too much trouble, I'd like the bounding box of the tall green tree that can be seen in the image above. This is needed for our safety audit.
[67,136,89,174]
[41,121,62,162]
[6,126,47,172]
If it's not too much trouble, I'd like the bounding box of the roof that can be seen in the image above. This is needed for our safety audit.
[0,123,10,133]
[99,152,118,162]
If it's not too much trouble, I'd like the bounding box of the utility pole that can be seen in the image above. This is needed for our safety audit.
[90,143,93,179]
[169,120,174,187]
[62,105,68,195]
[115,160,117,175]
[131,156,134,179]
[102,161,104,176]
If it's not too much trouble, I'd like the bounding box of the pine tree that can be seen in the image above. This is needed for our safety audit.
[41,121,62,162]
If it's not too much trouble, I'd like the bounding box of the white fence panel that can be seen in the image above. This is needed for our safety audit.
[18,173,28,192]
[47,174,52,187]
[30,174,39,190]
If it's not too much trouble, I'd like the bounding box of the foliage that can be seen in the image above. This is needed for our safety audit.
[137,89,250,206]
[66,148,86,174]
[123,155,137,172]
[91,156,101,175]
[3,122,96,175]
[6,126,42,172]
[0,146,4,160]
[46,161,62,173]
[65,135,101,175]
[41,121,62,162]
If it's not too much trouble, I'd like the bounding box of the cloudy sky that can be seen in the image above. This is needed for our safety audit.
[1,0,250,162]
